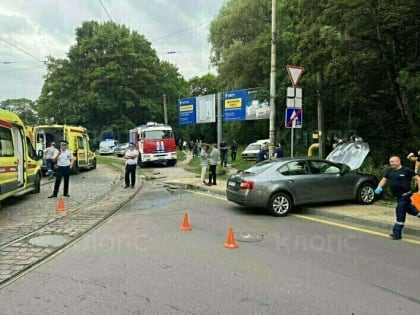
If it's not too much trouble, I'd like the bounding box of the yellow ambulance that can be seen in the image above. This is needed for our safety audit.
[0,108,42,201]
[31,125,96,175]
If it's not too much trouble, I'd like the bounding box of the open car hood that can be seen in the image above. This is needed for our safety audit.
[326,142,370,170]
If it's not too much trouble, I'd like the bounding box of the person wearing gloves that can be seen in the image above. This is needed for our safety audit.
[374,155,420,240]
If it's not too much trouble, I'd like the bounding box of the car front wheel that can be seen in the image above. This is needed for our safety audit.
[356,183,375,204]
[268,192,292,217]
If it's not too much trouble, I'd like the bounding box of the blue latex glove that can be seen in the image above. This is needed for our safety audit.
[374,187,383,195]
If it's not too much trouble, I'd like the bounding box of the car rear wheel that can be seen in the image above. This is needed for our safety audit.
[268,192,292,217]
[356,182,375,204]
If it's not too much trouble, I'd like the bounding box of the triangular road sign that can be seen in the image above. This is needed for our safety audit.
[286,65,304,87]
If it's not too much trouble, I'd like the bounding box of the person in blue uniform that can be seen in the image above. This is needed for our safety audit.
[256,143,269,163]
[375,156,420,240]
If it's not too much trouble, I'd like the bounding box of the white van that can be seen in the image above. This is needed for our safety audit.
[98,140,119,155]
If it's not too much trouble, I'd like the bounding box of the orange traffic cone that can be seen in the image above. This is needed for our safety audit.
[224,227,238,249]
[56,197,66,212]
[180,213,192,231]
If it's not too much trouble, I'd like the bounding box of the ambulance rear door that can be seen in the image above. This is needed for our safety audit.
[0,123,19,196]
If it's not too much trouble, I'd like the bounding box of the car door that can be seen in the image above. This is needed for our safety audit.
[277,160,321,204]
[308,160,354,201]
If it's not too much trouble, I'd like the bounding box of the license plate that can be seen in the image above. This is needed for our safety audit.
[228,181,236,187]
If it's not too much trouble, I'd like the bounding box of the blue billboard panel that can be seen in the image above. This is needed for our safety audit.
[178,97,196,125]
[246,89,270,120]
[223,89,247,121]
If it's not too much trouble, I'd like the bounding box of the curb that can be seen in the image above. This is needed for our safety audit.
[166,180,420,239]
[301,208,420,238]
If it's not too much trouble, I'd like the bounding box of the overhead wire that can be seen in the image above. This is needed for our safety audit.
[98,0,114,22]
[151,20,212,42]
[0,36,45,64]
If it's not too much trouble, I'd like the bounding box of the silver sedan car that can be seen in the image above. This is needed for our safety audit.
[226,153,378,217]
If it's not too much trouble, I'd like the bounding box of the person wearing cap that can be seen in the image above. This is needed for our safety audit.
[44,142,59,179]
[48,140,74,198]
[124,143,139,188]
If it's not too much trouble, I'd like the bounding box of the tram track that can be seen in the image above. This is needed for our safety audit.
[0,162,143,287]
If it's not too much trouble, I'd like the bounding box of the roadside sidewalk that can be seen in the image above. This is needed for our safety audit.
[164,166,420,239]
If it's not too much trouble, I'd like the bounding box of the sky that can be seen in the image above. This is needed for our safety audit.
[0,0,226,102]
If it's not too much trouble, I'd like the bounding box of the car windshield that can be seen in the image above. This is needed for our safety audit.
[245,144,260,151]
[100,141,116,148]
[144,130,172,140]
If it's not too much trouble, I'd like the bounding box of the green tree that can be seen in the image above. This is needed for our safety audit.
[1,98,38,125]
[36,21,186,143]
[209,0,420,163]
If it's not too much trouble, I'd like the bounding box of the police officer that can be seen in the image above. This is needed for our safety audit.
[124,143,139,188]
[48,140,74,198]
[375,155,420,240]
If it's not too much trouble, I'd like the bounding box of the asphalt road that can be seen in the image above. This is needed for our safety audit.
[0,165,419,314]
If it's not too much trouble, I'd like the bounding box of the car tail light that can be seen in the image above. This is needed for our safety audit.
[240,180,254,190]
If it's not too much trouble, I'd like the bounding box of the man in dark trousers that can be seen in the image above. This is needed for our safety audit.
[230,140,238,162]
[124,143,139,188]
[219,139,228,167]
[48,140,74,198]
[375,155,420,239]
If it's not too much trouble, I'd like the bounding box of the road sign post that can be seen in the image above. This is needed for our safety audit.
[285,65,304,157]
[285,108,303,157]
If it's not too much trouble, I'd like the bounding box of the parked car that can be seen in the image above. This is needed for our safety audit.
[115,143,129,157]
[98,140,119,155]
[227,142,378,217]
[241,139,271,161]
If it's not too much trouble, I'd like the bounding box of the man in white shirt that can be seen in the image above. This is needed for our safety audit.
[44,142,59,179]
[124,143,139,188]
[48,140,74,198]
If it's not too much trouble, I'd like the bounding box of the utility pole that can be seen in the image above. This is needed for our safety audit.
[217,92,222,149]
[316,72,325,158]
[268,0,277,156]
[163,94,168,125]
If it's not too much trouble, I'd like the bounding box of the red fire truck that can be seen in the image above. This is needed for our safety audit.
[129,122,177,167]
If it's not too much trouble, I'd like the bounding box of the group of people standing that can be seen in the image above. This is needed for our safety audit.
[219,140,238,167]
[256,143,284,163]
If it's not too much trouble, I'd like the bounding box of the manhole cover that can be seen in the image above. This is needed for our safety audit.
[234,232,264,242]
[28,235,68,248]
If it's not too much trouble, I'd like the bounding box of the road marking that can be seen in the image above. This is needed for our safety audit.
[189,191,420,245]
[293,214,420,246]
[190,190,227,201]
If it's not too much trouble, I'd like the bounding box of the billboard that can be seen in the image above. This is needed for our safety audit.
[223,89,247,121]
[246,89,270,120]
[178,97,196,125]
[196,94,216,123]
